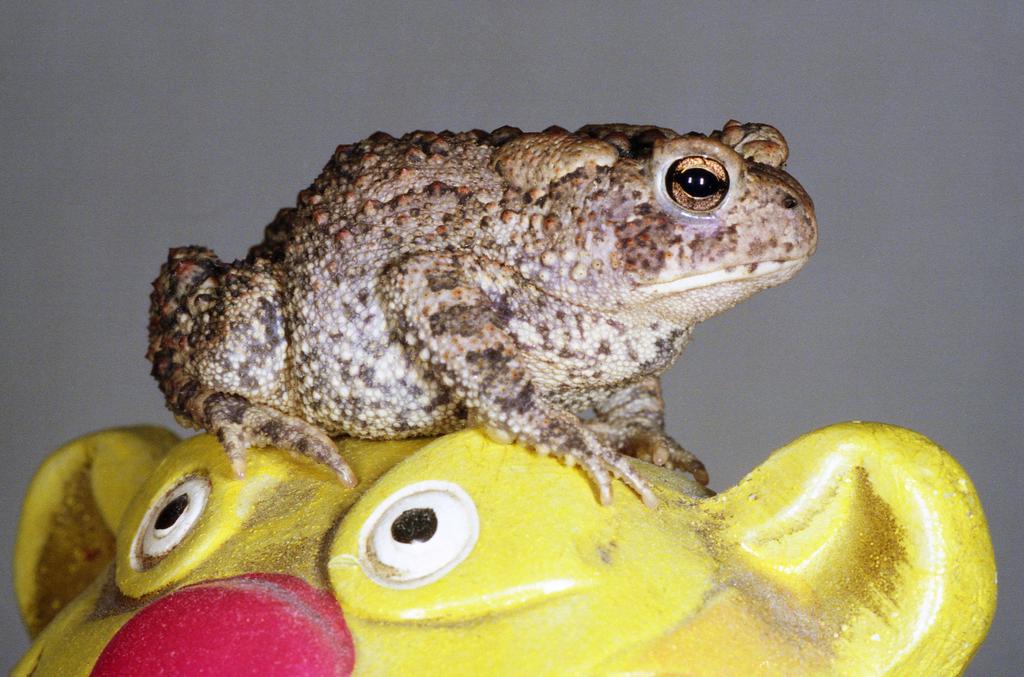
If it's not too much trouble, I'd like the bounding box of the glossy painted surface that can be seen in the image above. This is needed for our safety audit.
[14,422,995,675]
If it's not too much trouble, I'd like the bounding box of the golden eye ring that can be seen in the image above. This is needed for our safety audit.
[665,156,730,212]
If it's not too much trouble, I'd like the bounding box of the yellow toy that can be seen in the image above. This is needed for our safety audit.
[14,422,994,675]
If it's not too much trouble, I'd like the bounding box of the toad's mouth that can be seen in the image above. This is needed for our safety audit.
[642,259,804,296]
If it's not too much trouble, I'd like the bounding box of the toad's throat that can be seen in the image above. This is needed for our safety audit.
[643,259,803,296]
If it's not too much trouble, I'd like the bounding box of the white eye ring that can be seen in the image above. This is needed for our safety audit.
[131,476,210,570]
[650,137,744,221]
[358,480,479,590]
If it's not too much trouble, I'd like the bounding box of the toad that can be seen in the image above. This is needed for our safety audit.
[147,120,817,506]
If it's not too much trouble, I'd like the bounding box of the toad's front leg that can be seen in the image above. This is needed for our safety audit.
[381,254,658,508]
[585,377,710,487]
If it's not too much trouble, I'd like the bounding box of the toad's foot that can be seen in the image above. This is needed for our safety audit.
[201,392,357,486]
[588,377,710,487]
[482,412,660,509]
[585,421,709,487]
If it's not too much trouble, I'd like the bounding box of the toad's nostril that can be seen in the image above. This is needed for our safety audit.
[91,574,354,677]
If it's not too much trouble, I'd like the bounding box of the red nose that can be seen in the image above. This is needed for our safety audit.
[91,573,354,676]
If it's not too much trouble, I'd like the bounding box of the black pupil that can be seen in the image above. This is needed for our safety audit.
[154,493,189,531]
[677,167,721,198]
[390,508,438,544]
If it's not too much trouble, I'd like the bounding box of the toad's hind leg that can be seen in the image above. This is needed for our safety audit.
[585,377,710,487]
[199,390,356,485]
[147,246,355,485]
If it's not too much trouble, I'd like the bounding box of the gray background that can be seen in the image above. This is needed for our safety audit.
[1,1,1020,672]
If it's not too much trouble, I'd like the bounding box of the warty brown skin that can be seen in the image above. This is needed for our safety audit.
[147,120,817,507]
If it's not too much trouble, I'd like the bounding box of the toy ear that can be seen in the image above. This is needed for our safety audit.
[703,422,996,672]
[14,426,178,637]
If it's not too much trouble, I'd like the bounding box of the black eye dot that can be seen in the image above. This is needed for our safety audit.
[783,195,798,209]
[676,167,721,198]
[390,508,438,544]
[154,493,189,531]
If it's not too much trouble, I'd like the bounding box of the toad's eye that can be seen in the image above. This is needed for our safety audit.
[665,156,730,211]
[359,481,479,589]
[131,476,210,570]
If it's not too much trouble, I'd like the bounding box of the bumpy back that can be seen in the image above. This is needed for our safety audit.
[146,246,227,409]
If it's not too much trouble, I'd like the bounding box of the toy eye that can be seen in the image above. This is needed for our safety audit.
[359,481,479,589]
[665,156,730,211]
[131,476,210,570]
